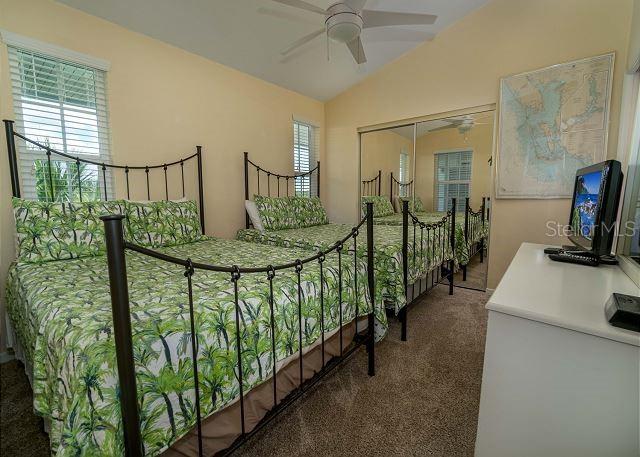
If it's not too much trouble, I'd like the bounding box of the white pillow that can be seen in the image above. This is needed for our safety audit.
[245,200,265,232]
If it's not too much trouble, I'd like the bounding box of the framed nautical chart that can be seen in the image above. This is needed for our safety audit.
[496,53,614,198]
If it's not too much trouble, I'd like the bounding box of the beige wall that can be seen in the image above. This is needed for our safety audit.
[325,0,633,289]
[0,0,325,349]
[415,122,493,212]
[361,129,413,198]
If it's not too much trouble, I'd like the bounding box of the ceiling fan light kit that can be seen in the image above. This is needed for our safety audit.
[326,3,363,44]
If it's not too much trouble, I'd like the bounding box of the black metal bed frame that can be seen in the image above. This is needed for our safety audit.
[5,121,377,456]
[399,198,456,341]
[3,119,206,231]
[243,151,320,229]
[362,170,382,196]
[389,172,413,203]
[102,204,375,456]
[460,196,489,282]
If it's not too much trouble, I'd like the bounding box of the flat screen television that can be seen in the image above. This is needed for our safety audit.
[568,160,623,256]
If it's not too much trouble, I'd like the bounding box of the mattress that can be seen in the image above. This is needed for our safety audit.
[236,223,451,311]
[6,237,382,456]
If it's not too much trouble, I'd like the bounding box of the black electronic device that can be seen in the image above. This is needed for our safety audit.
[568,160,623,256]
[547,251,600,267]
[605,293,640,333]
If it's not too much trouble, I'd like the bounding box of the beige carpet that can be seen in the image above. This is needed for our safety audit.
[1,285,488,456]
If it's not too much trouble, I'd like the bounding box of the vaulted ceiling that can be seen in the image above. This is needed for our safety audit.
[57,0,489,100]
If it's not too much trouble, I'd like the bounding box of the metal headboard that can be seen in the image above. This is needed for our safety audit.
[361,170,381,196]
[243,151,320,229]
[3,119,206,232]
[390,172,414,203]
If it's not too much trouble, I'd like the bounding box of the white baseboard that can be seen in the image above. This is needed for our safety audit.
[0,351,15,364]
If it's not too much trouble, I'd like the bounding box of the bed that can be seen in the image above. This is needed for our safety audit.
[385,171,490,280]
[241,153,457,342]
[3,121,378,457]
[6,236,379,456]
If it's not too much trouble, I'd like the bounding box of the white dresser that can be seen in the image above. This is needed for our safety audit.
[475,243,640,457]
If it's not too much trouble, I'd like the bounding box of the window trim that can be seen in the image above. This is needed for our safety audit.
[1,30,110,71]
[7,41,113,201]
[433,148,474,211]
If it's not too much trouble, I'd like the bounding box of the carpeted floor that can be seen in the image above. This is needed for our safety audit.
[454,253,489,292]
[0,284,488,456]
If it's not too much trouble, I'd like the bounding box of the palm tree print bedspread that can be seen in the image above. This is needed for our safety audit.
[6,237,383,456]
[236,223,454,311]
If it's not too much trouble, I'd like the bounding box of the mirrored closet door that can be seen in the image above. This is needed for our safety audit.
[360,108,495,291]
[361,124,415,207]
[415,110,494,291]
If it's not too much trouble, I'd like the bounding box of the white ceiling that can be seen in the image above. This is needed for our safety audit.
[57,0,489,101]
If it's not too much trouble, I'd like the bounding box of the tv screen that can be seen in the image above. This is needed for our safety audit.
[571,169,603,241]
[568,160,623,256]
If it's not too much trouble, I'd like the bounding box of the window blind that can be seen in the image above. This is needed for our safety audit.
[435,150,472,211]
[293,120,318,197]
[8,46,112,201]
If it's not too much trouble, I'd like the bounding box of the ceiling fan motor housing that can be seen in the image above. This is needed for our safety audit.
[325,3,363,44]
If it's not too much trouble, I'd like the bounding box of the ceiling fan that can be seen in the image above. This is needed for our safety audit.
[430,115,491,134]
[268,0,438,64]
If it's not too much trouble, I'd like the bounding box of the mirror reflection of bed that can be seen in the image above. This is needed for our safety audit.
[360,109,494,292]
[416,111,494,291]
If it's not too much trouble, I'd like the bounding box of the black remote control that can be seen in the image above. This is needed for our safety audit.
[548,252,600,267]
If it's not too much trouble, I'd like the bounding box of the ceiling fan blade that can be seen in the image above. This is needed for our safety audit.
[257,7,321,25]
[281,28,325,56]
[346,36,367,64]
[344,0,368,12]
[271,0,326,15]
[429,125,457,132]
[362,10,437,28]
[365,28,435,42]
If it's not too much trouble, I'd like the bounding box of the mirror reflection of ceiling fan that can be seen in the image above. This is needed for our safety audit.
[266,0,438,64]
[430,115,491,134]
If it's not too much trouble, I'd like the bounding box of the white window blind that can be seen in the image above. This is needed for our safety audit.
[399,150,409,197]
[293,120,318,197]
[435,150,472,211]
[8,46,112,201]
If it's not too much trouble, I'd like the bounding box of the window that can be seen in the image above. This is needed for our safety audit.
[8,46,111,201]
[399,149,409,197]
[293,120,318,197]
[435,150,472,211]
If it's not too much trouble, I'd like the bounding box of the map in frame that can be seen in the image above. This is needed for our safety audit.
[497,53,614,198]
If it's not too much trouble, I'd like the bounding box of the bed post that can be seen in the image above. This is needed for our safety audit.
[366,201,376,376]
[244,152,250,229]
[377,170,381,196]
[196,146,205,234]
[462,197,469,281]
[480,197,486,263]
[400,199,408,341]
[390,172,394,204]
[101,215,142,457]
[449,198,456,295]
[316,160,320,198]
[3,120,20,197]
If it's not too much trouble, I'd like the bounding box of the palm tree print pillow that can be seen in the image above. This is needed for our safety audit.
[361,195,394,217]
[124,200,205,248]
[291,196,328,227]
[12,198,125,263]
[254,196,328,231]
